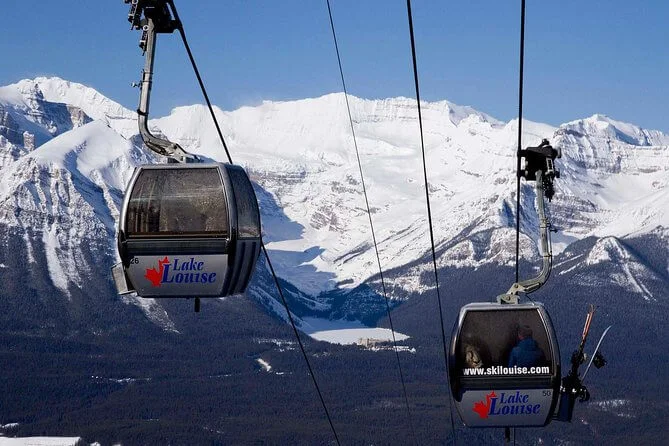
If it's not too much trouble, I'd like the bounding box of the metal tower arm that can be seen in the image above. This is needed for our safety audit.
[500,170,552,302]
[127,0,197,163]
[498,139,560,304]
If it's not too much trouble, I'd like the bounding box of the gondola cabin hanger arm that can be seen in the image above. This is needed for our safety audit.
[499,140,560,304]
[127,0,196,163]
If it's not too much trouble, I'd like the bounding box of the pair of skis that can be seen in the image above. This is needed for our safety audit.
[557,304,611,422]
[574,304,611,384]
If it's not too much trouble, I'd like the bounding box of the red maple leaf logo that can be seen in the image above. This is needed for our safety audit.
[473,391,497,419]
[144,256,170,287]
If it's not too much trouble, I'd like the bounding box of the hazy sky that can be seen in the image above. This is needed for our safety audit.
[3,1,668,132]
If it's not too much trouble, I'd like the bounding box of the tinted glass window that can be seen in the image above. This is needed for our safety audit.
[227,165,261,238]
[455,309,552,376]
[126,168,228,236]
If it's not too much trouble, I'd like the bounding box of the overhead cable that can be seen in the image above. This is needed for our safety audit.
[514,0,526,284]
[513,0,527,443]
[167,1,341,443]
[405,1,457,443]
[326,0,418,443]
[167,0,233,164]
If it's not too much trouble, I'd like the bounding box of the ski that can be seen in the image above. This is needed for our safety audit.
[582,325,612,383]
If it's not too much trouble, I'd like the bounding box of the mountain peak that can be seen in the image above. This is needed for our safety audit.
[3,76,669,299]
[560,114,669,147]
[3,77,137,138]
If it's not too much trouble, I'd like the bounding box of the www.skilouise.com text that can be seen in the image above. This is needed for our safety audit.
[463,365,550,376]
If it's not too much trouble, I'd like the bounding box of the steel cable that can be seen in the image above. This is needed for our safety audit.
[406,1,457,443]
[514,0,526,284]
[513,1,527,443]
[326,1,418,443]
[166,2,341,443]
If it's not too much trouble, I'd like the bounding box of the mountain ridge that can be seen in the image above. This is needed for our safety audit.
[1,76,668,445]
[1,75,668,317]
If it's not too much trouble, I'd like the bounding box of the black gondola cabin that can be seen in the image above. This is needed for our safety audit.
[112,163,261,298]
[449,302,561,427]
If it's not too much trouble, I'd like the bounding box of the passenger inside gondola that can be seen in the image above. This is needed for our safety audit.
[460,335,492,369]
[455,308,553,373]
[508,324,547,368]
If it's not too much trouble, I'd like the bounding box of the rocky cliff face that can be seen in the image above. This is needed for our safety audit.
[1,76,668,331]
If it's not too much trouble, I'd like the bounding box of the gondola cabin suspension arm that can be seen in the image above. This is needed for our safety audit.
[126,0,197,163]
[499,140,561,304]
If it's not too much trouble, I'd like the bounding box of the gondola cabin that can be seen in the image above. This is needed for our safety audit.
[111,163,261,298]
[449,302,561,427]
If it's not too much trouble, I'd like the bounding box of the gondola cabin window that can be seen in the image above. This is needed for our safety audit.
[455,308,553,376]
[226,165,261,239]
[125,168,229,237]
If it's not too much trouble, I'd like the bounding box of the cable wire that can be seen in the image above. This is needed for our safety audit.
[514,0,526,284]
[261,244,341,446]
[165,2,341,443]
[167,0,233,164]
[405,1,457,443]
[326,1,417,443]
[512,1,527,443]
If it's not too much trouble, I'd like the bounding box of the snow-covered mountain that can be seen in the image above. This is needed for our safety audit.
[1,76,668,329]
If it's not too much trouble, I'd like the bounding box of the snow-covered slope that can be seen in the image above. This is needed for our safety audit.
[555,235,666,302]
[1,77,137,138]
[1,76,668,328]
[151,95,669,299]
[150,96,557,295]
[0,120,148,282]
[552,115,669,239]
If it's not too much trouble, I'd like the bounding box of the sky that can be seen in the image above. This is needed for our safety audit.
[2,1,668,132]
